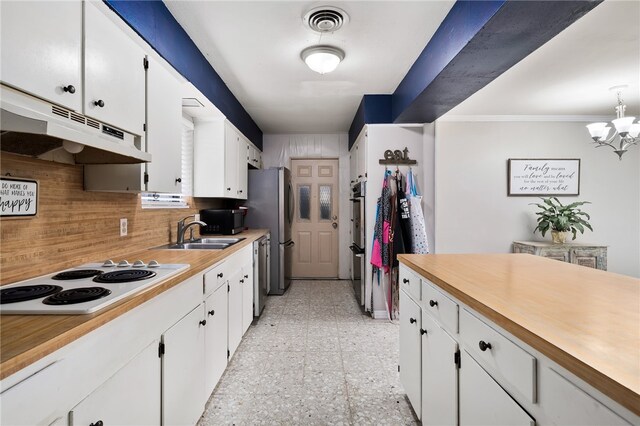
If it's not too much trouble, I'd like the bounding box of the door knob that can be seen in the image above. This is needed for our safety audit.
[63,84,76,94]
[94,99,105,107]
[332,222,338,229]
[332,215,338,220]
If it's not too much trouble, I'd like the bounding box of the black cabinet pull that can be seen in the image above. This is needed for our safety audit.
[358,175,363,178]
[217,272,223,278]
[244,274,249,279]
[199,320,207,326]
[239,279,244,283]
[479,340,492,351]
[90,421,103,426]
[94,99,105,108]
[63,84,76,94]
[420,328,427,335]
[175,178,182,183]
[238,190,243,193]
[429,300,438,307]
[227,187,231,191]
[409,317,416,324]
[208,310,215,316]
[402,278,409,284]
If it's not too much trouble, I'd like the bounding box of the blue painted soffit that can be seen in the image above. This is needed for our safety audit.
[348,0,602,144]
[348,95,392,149]
[104,1,263,150]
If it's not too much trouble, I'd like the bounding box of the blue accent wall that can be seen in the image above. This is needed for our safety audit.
[104,1,263,150]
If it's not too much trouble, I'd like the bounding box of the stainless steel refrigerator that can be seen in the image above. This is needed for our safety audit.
[244,167,293,295]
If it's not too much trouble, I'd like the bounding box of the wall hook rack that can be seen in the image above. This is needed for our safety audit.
[378,147,417,165]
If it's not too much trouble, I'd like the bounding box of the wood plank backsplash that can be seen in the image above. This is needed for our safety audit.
[1,153,221,284]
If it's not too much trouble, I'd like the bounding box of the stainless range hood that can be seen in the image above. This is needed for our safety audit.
[0,84,151,164]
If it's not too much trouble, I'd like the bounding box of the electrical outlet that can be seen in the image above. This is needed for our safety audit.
[120,218,128,237]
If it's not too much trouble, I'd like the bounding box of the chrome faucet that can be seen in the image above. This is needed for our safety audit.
[176,215,207,245]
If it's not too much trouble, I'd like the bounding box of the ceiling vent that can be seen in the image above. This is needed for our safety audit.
[303,6,349,33]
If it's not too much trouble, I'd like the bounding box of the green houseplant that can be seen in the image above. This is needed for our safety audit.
[531,197,593,244]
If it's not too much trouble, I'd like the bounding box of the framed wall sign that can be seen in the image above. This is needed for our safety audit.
[508,159,580,196]
[0,177,39,218]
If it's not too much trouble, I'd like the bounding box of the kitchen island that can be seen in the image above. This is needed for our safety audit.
[398,253,639,425]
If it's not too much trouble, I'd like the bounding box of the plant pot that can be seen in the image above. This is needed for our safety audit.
[551,230,568,244]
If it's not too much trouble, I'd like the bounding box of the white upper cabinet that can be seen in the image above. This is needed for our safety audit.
[357,133,367,180]
[0,0,82,111]
[145,56,183,193]
[193,119,249,199]
[84,1,145,135]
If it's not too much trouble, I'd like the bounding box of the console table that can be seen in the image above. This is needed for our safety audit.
[512,241,607,270]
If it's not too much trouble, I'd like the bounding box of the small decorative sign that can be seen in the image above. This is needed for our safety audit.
[379,147,417,165]
[0,177,38,217]
[508,159,580,196]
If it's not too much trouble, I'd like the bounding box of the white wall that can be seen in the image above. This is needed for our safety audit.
[263,133,351,279]
[434,119,640,277]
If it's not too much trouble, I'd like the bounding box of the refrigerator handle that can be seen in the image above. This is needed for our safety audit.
[288,181,294,225]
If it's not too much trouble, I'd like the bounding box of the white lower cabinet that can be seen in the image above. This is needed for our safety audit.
[69,340,161,426]
[227,269,244,358]
[399,290,422,420]
[162,304,207,426]
[460,350,536,426]
[421,312,458,426]
[204,283,228,396]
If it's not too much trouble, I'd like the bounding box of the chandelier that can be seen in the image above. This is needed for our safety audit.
[586,86,639,160]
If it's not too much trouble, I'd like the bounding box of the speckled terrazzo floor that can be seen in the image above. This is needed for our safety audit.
[198,280,418,426]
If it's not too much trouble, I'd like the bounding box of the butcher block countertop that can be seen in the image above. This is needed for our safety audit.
[398,253,640,416]
[0,229,269,381]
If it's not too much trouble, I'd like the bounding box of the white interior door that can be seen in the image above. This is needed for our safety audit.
[291,158,339,278]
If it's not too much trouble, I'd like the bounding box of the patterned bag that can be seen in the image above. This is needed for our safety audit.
[407,170,429,254]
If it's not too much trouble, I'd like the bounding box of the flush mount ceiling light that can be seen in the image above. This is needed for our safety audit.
[301,46,345,74]
[586,85,639,160]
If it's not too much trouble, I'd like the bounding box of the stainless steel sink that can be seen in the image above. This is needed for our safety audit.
[155,237,245,250]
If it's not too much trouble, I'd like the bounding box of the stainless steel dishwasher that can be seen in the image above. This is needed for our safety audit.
[253,234,270,316]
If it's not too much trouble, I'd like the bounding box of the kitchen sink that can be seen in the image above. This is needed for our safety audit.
[155,237,245,250]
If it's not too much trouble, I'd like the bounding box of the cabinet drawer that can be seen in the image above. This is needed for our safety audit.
[204,262,227,296]
[421,279,458,333]
[460,309,537,403]
[399,265,420,301]
[542,368,630,426]
[460,350,535,426]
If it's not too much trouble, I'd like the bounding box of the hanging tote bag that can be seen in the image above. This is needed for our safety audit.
[407,170,430,254]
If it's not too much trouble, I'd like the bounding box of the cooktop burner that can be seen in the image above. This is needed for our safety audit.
[0,285,63,304]
[43,287,112,305]
[93,269,156,284]
[52,269,103,280]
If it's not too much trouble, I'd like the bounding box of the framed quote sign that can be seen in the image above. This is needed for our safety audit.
[508,159,580,196]
[0,177,38,218]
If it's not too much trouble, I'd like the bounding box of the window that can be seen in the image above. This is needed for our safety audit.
[299,185,311,220]
[319,184,332,220]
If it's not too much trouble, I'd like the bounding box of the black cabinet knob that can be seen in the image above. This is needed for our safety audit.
[94,99,105,107]
[227,187,231,191]
[175,178,182,183]
[217,273,224,278]
[244,274,249,279]
[239,190,243,193]
[199,320,207,326]
[429,300,438,307]
[420,328,427,335]
[479,340,492,351]
[402,278,409,284]
[409,317,416,324]
[239,279,244,283]
[208,310,215,316]
[358,175,363,178]
[90,421,103,426]
[63,84,76,94]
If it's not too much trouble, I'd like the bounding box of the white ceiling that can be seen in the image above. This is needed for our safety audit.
[165,1,455,133]
[446,0,640,118]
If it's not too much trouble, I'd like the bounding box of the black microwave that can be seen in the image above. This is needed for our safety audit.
[200,209,245,235]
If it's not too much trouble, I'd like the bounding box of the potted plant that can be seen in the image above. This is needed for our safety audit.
[531,197,593,244]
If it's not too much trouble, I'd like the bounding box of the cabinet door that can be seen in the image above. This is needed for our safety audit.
[224,123,239,197]
[399,290,422,419]
[70,340,161,426]
[84,2,145,134]
[241,260,254,335]
[0,1,82,111]
[162,304,206,426]
[357,134,367,180]
[193,120,225,198]
[459,350,535,426]
[228,270,243,358]
[146,56,183,193]
[204,284,228,397]
[349,142,358,184]
[237,136,248,199]
[421,313,458,426]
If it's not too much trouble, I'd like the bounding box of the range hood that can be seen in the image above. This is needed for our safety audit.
[0,84,151,164]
